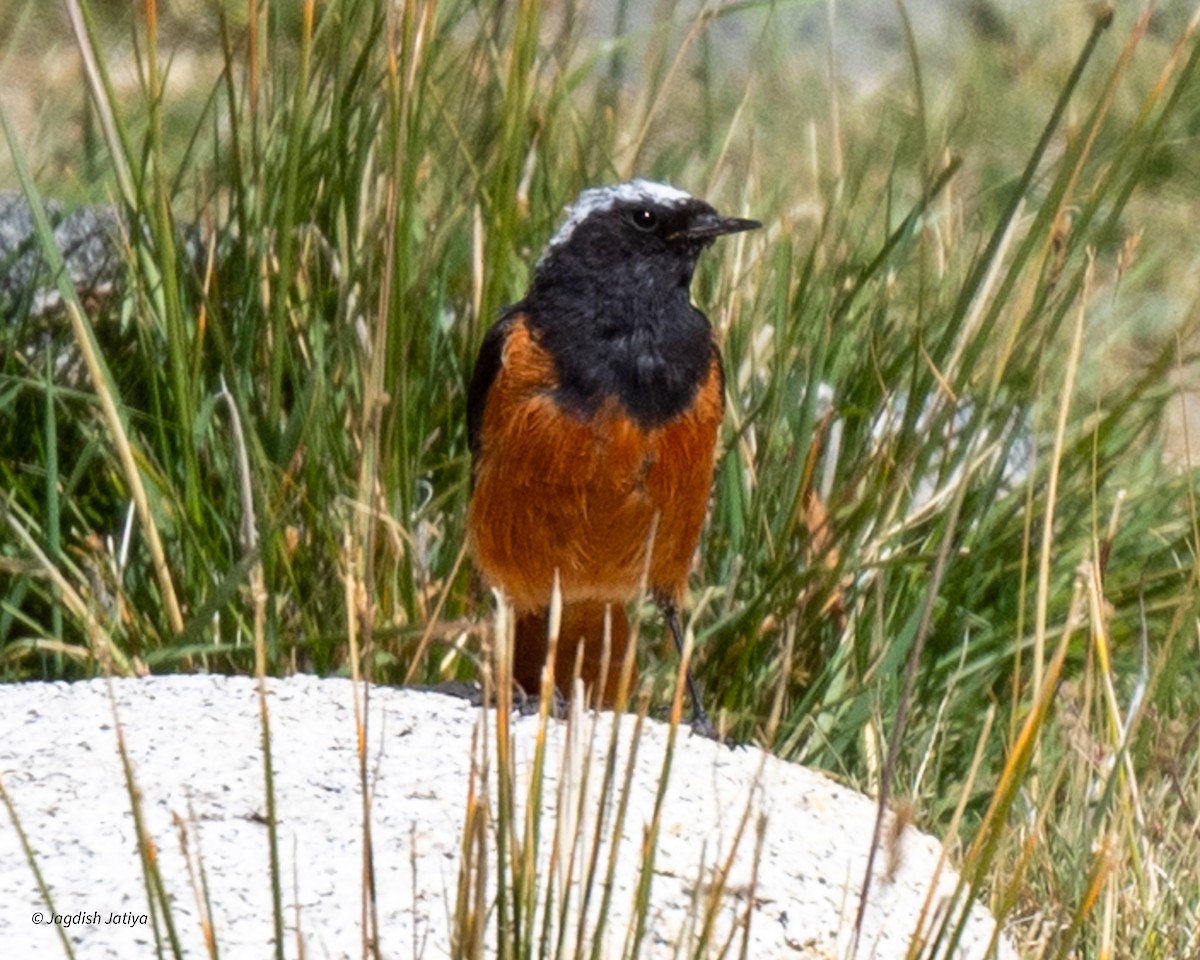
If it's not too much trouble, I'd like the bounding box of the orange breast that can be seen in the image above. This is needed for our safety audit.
[467,316,723,613]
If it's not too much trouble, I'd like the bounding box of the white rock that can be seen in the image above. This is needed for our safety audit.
[0,675,1014,959]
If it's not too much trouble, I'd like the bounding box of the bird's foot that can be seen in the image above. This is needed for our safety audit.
[514,685,570,720]
[688,710,721,742]
[411,679,485,706]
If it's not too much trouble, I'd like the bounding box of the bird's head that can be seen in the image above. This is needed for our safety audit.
[532,179,760,294]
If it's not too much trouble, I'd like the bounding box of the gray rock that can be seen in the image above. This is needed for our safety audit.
[0,191,123,319]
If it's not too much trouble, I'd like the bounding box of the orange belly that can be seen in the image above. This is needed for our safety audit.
[467,317,723,614]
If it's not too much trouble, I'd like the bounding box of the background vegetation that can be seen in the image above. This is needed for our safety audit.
[2,0,1199,956]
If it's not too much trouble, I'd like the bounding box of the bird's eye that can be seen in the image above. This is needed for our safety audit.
[629,208,658,232]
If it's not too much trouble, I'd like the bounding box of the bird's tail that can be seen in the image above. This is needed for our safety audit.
[513,601,634,706]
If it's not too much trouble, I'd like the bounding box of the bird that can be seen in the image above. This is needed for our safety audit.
[465,179,760,731]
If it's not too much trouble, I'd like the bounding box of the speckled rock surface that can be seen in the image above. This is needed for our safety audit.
[0,675,1016,959]
[0,191,123,318]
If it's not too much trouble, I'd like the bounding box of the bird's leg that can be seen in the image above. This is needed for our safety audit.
[658,598,717,739]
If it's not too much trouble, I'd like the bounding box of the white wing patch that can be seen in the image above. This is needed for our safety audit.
[544,179,693,253]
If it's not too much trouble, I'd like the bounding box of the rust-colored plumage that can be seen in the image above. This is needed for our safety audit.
[467,314,724,696]
[465,179,759,724]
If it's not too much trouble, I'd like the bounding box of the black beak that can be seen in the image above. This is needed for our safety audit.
[675,212,762,241]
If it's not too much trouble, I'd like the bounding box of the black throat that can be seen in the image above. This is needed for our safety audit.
[519,268,714,430]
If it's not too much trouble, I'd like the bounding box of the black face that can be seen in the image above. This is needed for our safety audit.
[535,196,760,292]
[517,187,761,429]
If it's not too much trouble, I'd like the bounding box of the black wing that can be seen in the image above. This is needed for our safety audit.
[466,311,517,465]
